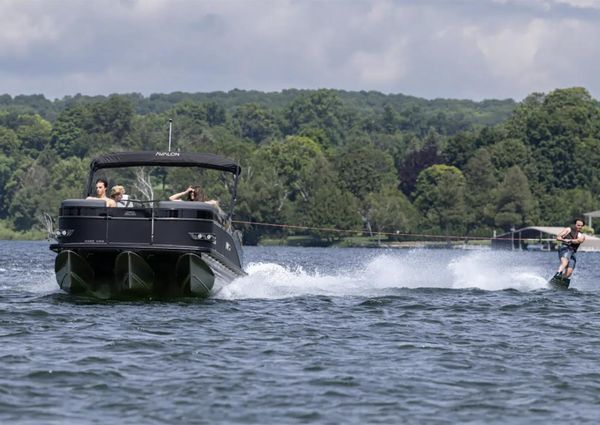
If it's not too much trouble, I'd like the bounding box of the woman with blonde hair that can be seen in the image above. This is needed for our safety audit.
[109,185,125,208]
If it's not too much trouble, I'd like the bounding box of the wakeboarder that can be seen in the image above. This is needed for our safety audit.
[549,218,585,289]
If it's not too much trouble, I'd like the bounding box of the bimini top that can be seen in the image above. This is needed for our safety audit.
[90,151,241,175]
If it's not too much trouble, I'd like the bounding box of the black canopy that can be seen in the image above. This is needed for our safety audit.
[90,151,241,175]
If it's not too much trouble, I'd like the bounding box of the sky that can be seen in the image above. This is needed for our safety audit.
[1,0,600,101]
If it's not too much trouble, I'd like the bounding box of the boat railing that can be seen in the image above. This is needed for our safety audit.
[61,199,222,216]
[58,198,227,246]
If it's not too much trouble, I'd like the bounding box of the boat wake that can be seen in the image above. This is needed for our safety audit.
[4,250,553,299]
[0,268,61,295]
[214,250,550,300]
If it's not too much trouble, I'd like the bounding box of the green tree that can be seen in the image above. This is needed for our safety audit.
[544,87,600,140]
[204,101,227,127]
[236,160,287,244]
[573,136,600,193]
[506,92,550,146]
[50,106,86,158]
[304,181,361,242]
[508,87,600,192]
[398,105,428,136]
[237,136,326,240]
[87,95,134,140]
[413,164,467,234]
[367,185,419,236]
[443,131,479,169]
[0,153,17,217]
[0,128,24,219]
[8,153,53,231]
[16,114,52,153]
[540,188,600,227]
[0,127,21,155]
[50,157,89,202]
[238,135,359,243]
[398,131,442,196]
[493,166,538,230]
[233,103,278,143]
[335,142,398,202]
[334,141,399,234]
[259,136,324,199]
[463,148,498,231]
[381,104,400,133]
[284,89,349,147]
[488,138,531,173]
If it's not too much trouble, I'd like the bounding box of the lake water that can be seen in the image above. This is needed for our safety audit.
[2,240,600,424]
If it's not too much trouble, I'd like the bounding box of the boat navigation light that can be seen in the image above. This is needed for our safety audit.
[188,232,216,243]
[54,229,74,238]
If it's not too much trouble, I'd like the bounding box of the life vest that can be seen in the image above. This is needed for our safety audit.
[563,225,581,253]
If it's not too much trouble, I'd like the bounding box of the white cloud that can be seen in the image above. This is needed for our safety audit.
[469,19,552,88]
[0,1,60,56]
[557,0,600,7]
[0,0,599,100]
[350,40,410,85]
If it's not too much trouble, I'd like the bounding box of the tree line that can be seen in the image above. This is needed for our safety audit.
[1,87,598,243]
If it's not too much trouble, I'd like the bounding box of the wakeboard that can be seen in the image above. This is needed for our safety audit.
[548,273,570,290]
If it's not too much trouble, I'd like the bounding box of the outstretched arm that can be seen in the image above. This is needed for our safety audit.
[169,187,193,201]
[571,233,586,246]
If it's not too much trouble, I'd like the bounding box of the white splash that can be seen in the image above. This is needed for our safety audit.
[214,250,550,300]
[448,251,548,291]
[214,262,366,299]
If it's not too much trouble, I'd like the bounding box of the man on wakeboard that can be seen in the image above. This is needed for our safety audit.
[552,217,585,286]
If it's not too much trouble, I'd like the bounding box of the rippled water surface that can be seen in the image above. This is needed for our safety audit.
[2,241,600,424]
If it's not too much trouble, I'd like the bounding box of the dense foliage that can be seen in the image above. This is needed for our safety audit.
[1,87,598,243]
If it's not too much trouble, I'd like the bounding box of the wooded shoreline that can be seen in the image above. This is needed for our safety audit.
[1,87,598,245]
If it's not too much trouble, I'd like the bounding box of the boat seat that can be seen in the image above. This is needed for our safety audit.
[61,199,107,208]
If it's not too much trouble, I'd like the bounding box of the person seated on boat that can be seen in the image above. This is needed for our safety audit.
[120,193,132,207]
[169,185,220,208]
[87,178,116,207]
[110,185,129,208]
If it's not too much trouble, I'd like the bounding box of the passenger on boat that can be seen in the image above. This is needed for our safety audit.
[169,186,220,208]
[110,185,127,207]
[87,178,116,207]
[120,194,132,207]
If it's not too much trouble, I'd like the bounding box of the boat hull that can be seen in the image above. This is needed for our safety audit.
[55,250,96,295]
[115,251,156,296]
[54,248,237,299]
[50,193,244,299]
[176,253,215,297]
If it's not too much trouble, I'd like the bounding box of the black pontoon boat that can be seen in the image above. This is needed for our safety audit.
[49,151,244,299]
